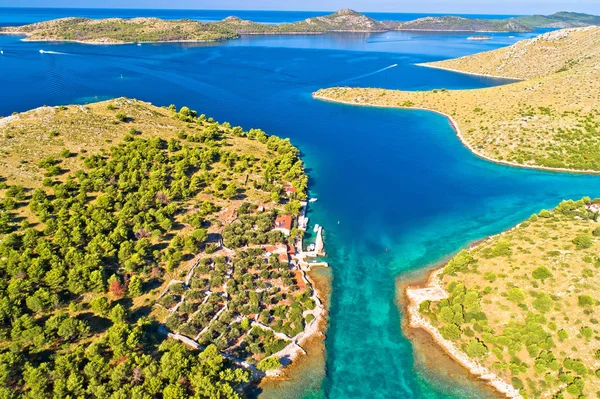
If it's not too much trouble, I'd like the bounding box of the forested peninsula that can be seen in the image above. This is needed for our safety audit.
[0,98,323,397]
[3,9,600,44]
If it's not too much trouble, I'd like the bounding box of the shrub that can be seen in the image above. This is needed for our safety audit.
[539,210,552,218]
[572,235,593,250]
[507,288,526,304]
[578,294,594,307]
[558,329,569,341]
[443,250,475,275]
[532,266,553,281]
[464,339,488,358]
[440,324,462,341]
[533,293,553,313]
[257,356,281,372]
[580,326,593,339]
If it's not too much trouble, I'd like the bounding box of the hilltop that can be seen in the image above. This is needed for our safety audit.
[0,98,325,396]
[407,198,600,398]
[315,26,600,172]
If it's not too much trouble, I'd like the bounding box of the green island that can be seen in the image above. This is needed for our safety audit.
[315,26,600,172]
[0,98,326,397]
[387,16,531,33]
[4,9,600,44]
[407,198,600,398]
[0,17,239,44]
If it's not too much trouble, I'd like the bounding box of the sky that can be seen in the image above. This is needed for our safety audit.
[2,0,600,15]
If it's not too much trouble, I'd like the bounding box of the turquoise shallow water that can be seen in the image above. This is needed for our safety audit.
[1,9,599,399]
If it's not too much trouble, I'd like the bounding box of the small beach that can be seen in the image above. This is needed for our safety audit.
[396,262,505,399]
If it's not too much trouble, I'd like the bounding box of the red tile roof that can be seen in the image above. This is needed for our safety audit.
[274,215,293,231]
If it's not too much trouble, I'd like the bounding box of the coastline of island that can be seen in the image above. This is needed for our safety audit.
[313,26,600,174]
[402,198,600,398]
[398,238,524,399]
[312,92,600,175]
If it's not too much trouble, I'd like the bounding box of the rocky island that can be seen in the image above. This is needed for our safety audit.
[0,98,326,396]
[390,16,531,32]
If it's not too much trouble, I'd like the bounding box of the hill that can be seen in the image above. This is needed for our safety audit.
[518,11,600,28]
[407,198,600,398]
[216,9,385,34]
[0,17,239,43]
[393,16,532,33]
[315,27,600,172]
[0,98,322,396]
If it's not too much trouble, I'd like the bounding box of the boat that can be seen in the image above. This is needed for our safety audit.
[309,198,318,203]
[307,243,316,252]
[467,35,492,41]
[313,224,320,233]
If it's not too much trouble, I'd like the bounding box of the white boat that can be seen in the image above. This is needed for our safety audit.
[307,243,316,252]
[39,49,44,54]
[313,224,320,233]
[309,198,318,203]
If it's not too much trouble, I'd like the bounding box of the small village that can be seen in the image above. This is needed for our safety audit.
[155,186,327,377]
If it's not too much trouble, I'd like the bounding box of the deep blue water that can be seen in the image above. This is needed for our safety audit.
[1,9,598,399]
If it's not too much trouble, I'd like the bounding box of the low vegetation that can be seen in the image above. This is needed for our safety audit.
[0,98,310,396]
[0,17,238,43]
[420,198,600,398]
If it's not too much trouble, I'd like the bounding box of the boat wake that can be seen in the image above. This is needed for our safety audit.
[336,64,398,84]
[39,50,69,55]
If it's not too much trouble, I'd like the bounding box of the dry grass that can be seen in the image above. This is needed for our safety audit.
[315,27,600,172]
[427,201,600,398]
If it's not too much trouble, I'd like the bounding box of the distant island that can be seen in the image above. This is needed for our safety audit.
[3,9,600,43]
[406,198,600,398]
[387,16,531,32]
[315,26,600,172]
[0,98,327,396]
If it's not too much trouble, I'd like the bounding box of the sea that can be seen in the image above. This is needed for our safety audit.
[1,7,597,399]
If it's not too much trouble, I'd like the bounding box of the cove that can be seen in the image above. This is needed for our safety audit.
[2,11,600,398]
